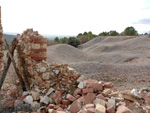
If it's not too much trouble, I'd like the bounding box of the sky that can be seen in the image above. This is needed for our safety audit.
[0,0,150,36]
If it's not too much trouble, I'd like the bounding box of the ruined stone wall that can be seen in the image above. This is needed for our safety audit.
[17,29,80,93]
[0,6,3,74]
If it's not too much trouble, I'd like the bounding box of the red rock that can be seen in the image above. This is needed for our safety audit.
[87,107,95,113]
[3,100,15,109]
[78,110,87,113]
[86,79,103,91]
[10,89,17,98]
[66,94,76,101]
[116,105,133,113]
[96,94,107,101]
[140,92,147,99]
[53,91,62,104]
[70,100,82,113]
[78,96,85,103]
[48,104,55,109]
[54,105,61,110]
[56,107,63,111]
[56,111,66,113]
[75,95,81,99]
[85,104,95,109]
[86,79,98,87]
[31,48,47,52]
[17,96,27,101]
[104,82,114,89]
[73,88,82,96]
[84,93,96,104]
[82,88,94,94]
[144,93,150,103]
[62,100,71,105]
[107,105,115,113]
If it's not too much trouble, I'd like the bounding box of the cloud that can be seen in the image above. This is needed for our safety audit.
[136,18,150,25]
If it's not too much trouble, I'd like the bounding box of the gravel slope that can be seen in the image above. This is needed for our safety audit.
[46,35,150,89]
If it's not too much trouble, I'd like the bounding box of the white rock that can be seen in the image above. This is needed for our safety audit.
[35,87,41,93]
[31,101,40,111]
[107,97,116,108]
[40,67,46,73]
[31,91,40,101]
[23,95,33,104]
[40,96,50,104]
[131,89,141,98]
[46,88,55,96]
[95,104,106,113]
[78,82,84,88]
[68,67,74,71]
[22,91,29,96]
[77,75,87,82]
[94,98,106,107]
[42,72,50,80]
[48,109,54,113]
[54,70,59,74]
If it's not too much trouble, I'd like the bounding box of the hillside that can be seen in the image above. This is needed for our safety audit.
[3,34,16,45]
[46,35,150,89]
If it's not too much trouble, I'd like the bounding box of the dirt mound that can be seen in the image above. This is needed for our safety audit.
[47,44,90,63]
[46,35,150,89]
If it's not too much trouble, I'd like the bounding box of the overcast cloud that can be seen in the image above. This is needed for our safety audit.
[0,0,150,35]
[136,18,150,25]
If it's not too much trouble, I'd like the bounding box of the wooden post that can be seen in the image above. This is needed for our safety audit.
[0,38,17,90]
[4,39,27,91]
[17,45,30,90]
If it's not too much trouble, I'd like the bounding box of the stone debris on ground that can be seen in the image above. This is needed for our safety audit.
[16,29,81,93]
[1,29,150,113]
[2,76,150,113]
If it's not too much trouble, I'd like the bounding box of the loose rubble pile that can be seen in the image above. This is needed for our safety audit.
[0,6,3,74]
[16,29,80,93]
[3,76,150,113]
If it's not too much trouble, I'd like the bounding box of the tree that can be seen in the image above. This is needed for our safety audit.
[123,26,138,36]
[109,30,119,36]
[54,37,60,44]
[88,31,94,40]
[78,35,88,44]
[77,33,83,37]
[68,37,80,47]
[59,37,68,44]
[99,31,109,36]
[83,32,88,36]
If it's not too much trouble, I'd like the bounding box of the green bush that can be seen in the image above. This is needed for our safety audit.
[68,37,80,47]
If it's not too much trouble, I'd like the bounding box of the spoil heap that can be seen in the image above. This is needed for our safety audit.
[17,29,80,93]
[0,6,3,74]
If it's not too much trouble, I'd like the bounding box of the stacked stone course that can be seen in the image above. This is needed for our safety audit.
[17,29,80,93]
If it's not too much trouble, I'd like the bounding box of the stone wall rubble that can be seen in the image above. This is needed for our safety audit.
[17,29,80,93]
[3,76,150,113]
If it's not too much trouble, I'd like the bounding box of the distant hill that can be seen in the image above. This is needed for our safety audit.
[3,34,16,45]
